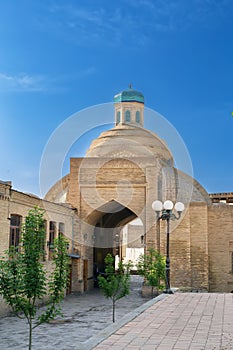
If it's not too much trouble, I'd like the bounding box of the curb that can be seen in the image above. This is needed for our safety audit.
[75,293,168,350]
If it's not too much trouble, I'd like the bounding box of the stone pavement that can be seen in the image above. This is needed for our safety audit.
[0,276,151,350]
[0,279,233,350]
[92,292,233,350]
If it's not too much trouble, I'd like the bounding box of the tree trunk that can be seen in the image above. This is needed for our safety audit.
[29,318,32,350]
[113,300,115,323]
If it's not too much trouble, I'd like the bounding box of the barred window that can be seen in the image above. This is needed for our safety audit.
[9,214,21,248]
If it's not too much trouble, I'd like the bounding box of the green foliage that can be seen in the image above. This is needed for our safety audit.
[38,236,70,324]
[98,254,132,322]
[0,207,70,349]
[136,248,166,296]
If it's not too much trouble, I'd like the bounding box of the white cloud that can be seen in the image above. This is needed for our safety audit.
[46,0,233,47]
[0,72,45,92]
[0,66,96,93]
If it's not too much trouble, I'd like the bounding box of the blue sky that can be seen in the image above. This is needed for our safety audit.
[0,0,232,196]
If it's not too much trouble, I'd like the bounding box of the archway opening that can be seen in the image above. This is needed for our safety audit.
[93,200,144,274]
[119,217,144,271]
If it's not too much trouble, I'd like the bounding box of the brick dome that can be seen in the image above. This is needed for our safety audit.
[85,124,173,165]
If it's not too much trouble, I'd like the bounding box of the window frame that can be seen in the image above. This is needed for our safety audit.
[48,221,56,250]
[9,214,22,249]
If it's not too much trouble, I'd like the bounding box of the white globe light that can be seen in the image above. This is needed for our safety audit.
[174,202,185,213]
[163,200,174,210]
[152,200,163,212]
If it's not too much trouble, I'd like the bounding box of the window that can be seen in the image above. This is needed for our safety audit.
[59,222,65,239]
[9,215,21,248]
[116,111,121,124]
[125,110,131,122]
[136,111,140,123]
[39,220,46,259]
[48,221,56,250]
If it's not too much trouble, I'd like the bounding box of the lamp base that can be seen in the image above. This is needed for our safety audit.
[163,289,174,294]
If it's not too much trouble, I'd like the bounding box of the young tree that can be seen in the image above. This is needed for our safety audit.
[0,207,69,350]
[98,253,132,323]
[136,248,166,297]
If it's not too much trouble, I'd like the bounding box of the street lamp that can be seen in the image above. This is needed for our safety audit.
[152,200,185,294]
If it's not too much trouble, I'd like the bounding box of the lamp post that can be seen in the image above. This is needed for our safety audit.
[152,200,185,294]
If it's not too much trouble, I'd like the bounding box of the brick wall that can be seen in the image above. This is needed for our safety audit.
[208,203,233,292]
[0,184,83,316]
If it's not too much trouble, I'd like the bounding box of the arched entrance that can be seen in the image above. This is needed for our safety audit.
[93,200,138,273]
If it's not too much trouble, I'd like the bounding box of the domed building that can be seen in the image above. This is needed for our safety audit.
[86,88,173,163]
[1,86,233,317]
[44,87,233,294]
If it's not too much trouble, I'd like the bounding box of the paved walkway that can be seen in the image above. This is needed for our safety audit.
[92,293,233,350]
[0,276,150,349]
[0,283,233,349]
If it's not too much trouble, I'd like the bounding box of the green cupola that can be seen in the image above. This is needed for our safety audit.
[114,85,144,104]
[114,86,144,127]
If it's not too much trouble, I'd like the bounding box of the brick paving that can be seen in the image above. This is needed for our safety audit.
[92,293,233,350]
[0,285,233,349]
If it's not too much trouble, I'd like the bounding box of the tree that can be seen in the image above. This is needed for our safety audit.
[136,248,166,297]
[0,207,69,350]
[98,254,132,323]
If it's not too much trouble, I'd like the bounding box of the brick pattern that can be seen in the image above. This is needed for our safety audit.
[0,183,84,315]
[93,293,233,350]
[208,203,233,292]
[67,154,233,293]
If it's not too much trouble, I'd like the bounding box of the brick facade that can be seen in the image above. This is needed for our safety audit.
[1,89,233,318]
[0,181,83,316]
